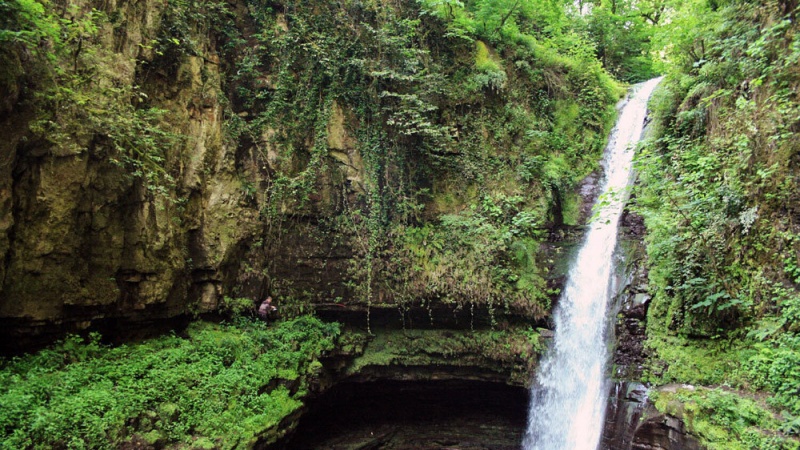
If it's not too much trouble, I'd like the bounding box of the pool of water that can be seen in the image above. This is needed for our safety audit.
[282,380,528,449]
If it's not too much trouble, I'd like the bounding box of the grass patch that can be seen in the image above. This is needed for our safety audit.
[642,334,747,387]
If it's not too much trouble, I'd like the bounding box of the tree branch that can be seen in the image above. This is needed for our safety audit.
[494,0,521,35]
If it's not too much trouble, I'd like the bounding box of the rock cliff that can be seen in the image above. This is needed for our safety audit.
[0,0,619,351]
[0,0,245,348]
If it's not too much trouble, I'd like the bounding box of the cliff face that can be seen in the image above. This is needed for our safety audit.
[0,0,619,350]
[624,2,800,448]
[0,0,248,348]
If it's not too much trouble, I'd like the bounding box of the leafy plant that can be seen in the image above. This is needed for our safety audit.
[651,387,799,450]
[0,0,59,51]
[0,317,340,449]
[636,1,800,441]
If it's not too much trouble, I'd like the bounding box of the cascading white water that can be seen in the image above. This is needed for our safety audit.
[523,77,662,450]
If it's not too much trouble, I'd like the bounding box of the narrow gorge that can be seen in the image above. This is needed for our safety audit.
[2,0,800,449]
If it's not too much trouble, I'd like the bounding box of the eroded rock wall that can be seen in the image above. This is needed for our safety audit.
[0,0,619,351]
[0,0,257,349]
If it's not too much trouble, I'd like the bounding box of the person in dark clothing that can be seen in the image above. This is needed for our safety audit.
[258,296,277,319]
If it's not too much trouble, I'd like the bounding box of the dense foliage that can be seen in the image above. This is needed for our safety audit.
[341,326,544,385]
[635,0,800,446]
[220,0,625,322]
[651,387,799,450]
[0,0,675,324]
[11,0,800,447]
[418,0,663,82]
[0,317,340,449]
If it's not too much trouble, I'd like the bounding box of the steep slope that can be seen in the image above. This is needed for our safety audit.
[0,1,628,447]
[0,0,619,349]
[634,0,800,447]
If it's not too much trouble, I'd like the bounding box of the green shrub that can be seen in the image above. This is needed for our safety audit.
[637,2,800,445]
[746,335,800,417]
[0,317,340,449]
[218,296,256,318]
[651,387,799,450]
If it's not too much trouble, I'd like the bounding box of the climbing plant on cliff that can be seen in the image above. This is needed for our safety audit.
[0,0,59,50]
[1,0,185,196]
[229,0,620,321]
[635,0,800,444]
[638,0,800,336]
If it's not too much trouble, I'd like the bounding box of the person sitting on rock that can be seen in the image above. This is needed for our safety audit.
[258,296,277,319]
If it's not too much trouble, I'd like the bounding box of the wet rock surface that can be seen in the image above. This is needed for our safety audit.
[602,383,704,450]
[601,205,705,450]
[602,382,649,450]
[613,295,649,380]
[611,208,651,380]
[630,411,702,450]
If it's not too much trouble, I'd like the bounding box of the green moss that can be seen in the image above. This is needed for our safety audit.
[431,181,477,215]
[633,6,800,446]
[475,40,503,73]
[561,190,582,226]
[345,326,543,384]
[553,99,580,137]
[642,334,747,387]
[650,387,799,450]
[192,437,218,449]
[389,201,551,317]
[141,430,164,445]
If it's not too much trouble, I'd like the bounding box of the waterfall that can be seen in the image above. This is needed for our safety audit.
[523,77,662,450]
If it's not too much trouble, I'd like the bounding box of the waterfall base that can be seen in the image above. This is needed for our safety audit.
[279,380,527,449]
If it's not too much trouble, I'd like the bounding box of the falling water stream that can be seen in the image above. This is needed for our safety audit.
[523,77,662,450]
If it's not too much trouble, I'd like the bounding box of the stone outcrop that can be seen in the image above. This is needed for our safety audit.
[1,0,604,352]
[0,0,261,351]
[602,382,649,450]
[602,206,705,450]
[602,383,703,450]
[611,207,651,380]
[631,412,703,450]
[0,7,627,450]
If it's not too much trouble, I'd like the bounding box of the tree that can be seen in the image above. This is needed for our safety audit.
[579,0,658,81]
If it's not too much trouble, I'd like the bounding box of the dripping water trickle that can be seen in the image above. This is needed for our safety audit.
[523,77,663,450]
